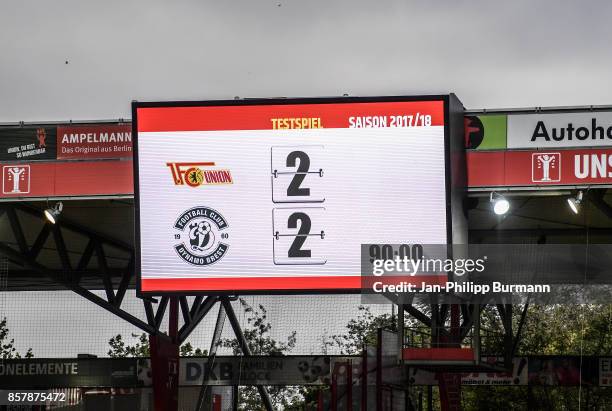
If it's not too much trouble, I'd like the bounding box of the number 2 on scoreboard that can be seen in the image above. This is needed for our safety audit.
[272,208,326,265]
[271,145,325,203]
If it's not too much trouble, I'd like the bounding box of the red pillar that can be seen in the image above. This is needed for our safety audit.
[347,359,353,409]
[331,365,338,411]
[450,305,460,340]
[212,394,222,411]
[438,304,462,411]
[150,297,180,411]
[376,328,382,411]
[361,348,368,411]
[317,390,324,411]
[438,372,461,411]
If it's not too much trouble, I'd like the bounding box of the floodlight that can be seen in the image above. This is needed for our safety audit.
[567,191,583,214]
[44,202,63,224]
[490,192,510,215]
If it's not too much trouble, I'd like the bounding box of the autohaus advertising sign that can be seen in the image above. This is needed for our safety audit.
[507,111,612,149]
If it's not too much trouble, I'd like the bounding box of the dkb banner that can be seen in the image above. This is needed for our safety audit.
[136,356,334,386]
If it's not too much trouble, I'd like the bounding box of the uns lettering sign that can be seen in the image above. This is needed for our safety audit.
[468,148,612,189]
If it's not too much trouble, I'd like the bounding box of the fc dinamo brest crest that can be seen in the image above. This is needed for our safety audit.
[173,207,229,266]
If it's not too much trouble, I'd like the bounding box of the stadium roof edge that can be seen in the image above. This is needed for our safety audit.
[465,104,612,115]
[3,104,612,126]
[0,119,128,127]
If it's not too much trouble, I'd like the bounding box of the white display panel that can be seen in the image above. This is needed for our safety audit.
[135,99,450,293]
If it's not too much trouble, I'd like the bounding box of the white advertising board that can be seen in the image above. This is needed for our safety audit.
[507,111,612,149]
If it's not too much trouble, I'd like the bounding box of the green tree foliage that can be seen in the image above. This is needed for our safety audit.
[218,299,297,355]
[179,342,207,357]
[107,333,208,357]
[322,305,396,355]
[107,333,150,358]
[518,304,612,356]
[217,298,299,411]
[0,317,33,359]
[462,303,612,410]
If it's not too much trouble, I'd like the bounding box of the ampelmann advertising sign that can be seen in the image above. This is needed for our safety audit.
[507,111,612,149]
[56,124,132,159]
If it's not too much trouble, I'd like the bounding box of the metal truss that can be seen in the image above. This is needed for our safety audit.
[0,202,526,381]
[194,297,274,411]
[0,203,213,343]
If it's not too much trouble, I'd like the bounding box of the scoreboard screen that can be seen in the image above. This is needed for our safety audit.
[133,96,456,294]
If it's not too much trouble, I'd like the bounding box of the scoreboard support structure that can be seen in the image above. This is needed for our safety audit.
[195,302,227,410]
[193,296,274,411]
[222,296,275,411]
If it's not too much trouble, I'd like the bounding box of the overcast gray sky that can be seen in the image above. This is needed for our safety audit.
[2,0,612,122]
